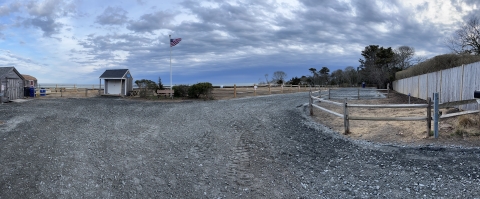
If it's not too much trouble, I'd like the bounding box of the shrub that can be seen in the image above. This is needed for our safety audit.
[172,85,189,97]
[135,79,158,98]
[188,82,213,99]
[456,115,475,128]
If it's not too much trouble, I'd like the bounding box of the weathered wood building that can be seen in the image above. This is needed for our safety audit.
[0,67,25,102]
[22,74,38,88]
[99,69,133,96]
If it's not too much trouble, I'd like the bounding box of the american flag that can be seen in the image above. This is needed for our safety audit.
[170,38,182,47]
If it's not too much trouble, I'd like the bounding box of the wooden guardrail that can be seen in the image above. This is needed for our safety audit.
[309,91,480,138]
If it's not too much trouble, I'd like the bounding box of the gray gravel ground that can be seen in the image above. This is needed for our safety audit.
[1,93,480,198]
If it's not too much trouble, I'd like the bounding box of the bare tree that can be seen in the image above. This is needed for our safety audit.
[394,46,415,70]
[330,69,344,85]
[446,16,480,55]
[272,71,287,85]
[343,66,358,86]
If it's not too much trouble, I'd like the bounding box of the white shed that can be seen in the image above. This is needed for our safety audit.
[99,69,133,96]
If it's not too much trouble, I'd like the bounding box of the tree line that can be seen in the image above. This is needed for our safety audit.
[261,45,422,88]
[275,15,480,89]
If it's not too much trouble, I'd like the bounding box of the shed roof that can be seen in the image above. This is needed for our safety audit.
[0,67,14,76]
[22,74,37,80]
[0,67,25,80]
[99,69,130,78]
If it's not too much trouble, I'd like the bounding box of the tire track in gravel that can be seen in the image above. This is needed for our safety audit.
[226,127,255,191]
[188,130,213,159]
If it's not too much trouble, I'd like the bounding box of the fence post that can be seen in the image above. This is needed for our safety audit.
[269,84,271,95]
[298,85,300,92]
[85,89,88,97]
[427,97,432,137]
[344,98,349,134]
[234,84,237,98]
[254,84,256,96]
[309,90,313,116]
[328,89,331,99]
[357,88,360,100]
[433,93,439,138]
[386,83,390,98]
[387,88,390,98]
[281,85,284,93]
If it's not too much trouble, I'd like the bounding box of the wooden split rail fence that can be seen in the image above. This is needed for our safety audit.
[309,91,480,138]
[229,84,312,98]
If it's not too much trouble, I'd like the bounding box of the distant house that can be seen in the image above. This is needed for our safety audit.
[99,69,133,96]
[0,67,26,102]
[22,74,38,88]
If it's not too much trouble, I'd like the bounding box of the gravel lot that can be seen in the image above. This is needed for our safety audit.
[1,93,480,198]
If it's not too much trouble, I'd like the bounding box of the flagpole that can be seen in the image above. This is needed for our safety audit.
[169,35,172,98]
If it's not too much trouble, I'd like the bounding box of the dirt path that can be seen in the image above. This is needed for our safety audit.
[1,94,480,197]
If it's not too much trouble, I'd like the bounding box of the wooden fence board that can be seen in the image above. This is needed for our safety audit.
[427,72,438,99]
[441,68,451,103]
[418,74,428,99]
[462,64,477,110]
[411,76,419,98]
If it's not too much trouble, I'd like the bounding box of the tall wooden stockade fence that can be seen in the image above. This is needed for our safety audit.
[393,61,480,111]
[309,90,480,138]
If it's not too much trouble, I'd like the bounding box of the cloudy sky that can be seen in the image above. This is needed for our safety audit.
[0,0,478,85]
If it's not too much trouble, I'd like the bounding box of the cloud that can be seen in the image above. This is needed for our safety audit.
[0,1,22,16]
[96,6,128,26]
[26,0,62,17]
[126,11,175,32]
[27,16,64,37]
[21,0,79,37]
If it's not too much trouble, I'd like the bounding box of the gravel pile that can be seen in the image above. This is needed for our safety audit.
[1,93,480,198]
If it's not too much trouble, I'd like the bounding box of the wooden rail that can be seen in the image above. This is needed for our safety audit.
[348,116,428,121]
[348,104,428,108]
[312,104,343,118]
[439,99,477,109]
[440,110,480,119]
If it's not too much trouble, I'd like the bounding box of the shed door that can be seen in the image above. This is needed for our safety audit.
[7,78,21,100]
[107,80,122,94]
